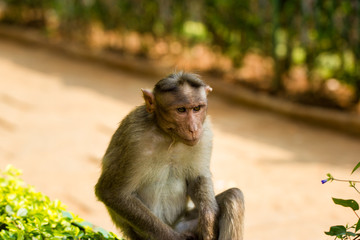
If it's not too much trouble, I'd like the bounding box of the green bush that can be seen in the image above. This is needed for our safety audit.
[0,165,120,240]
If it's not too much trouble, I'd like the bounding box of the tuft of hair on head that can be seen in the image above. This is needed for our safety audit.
[153,71,206,94]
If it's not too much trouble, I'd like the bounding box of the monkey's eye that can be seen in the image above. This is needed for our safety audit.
[177,107,186,113]
[193,106,201,112]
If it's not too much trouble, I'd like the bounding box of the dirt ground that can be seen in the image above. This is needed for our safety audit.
[1,37,360,240]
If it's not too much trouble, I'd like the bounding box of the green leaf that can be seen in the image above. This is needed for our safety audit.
[73,221,93,230]
[356,219,360,232]
[95,227,111,238]
[352,162,360,174]
[5,205,14,216]
[327,173,333,178]
[16,208,28,217]
[332,198,359,211]
[16,230,24,240]
[325,225,347,236]
[347,231,357,236]
[61,211,73,220]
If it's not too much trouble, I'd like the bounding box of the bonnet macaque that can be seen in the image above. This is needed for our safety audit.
[95,72,244,240]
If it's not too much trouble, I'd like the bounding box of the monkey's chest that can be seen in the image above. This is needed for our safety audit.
[136,165,188,225]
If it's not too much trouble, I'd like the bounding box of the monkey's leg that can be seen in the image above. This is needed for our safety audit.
[216,188,245,240]
[108,208,146,240]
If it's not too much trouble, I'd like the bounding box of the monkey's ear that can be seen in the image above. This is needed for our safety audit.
[205,85,213,95]
[141,89,156,113]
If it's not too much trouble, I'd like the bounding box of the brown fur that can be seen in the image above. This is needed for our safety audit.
[95,72,244,240]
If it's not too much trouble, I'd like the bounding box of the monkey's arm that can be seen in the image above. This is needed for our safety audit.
[188,176,219,240]
[95,175,185,240]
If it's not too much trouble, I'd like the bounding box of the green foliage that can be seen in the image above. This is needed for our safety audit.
[351,162,360,175]
[0,165,120,240]
[323,161,360,239]
[332,198,359,211]
[0,0,359,102]
[325,225,356,239]
[182,21,209,42]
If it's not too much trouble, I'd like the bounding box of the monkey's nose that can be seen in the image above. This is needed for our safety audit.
[189,127,200,140]
[189,124,198,133]
[189,129,197,139]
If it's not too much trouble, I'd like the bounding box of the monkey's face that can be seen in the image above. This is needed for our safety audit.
[155,85,208,146]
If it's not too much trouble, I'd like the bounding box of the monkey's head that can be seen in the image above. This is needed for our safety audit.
[142,72,212,146]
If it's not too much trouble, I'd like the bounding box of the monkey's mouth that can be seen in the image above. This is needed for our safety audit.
[167,128,200,146]
[182,138,200,146]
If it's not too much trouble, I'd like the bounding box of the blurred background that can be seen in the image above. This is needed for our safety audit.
[0,0,359,109]
[0,0,360,239]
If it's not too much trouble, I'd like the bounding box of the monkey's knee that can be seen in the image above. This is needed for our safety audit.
[216,188,245,225]
[229,188,244,205]
[218,188,245,211]
[226,188,244,201]
[217,188,245,240]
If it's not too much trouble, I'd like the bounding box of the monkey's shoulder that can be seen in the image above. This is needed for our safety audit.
[111,105,154,140]
[121,105,153,128]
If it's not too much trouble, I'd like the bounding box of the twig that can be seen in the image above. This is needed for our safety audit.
[333,178,360,184]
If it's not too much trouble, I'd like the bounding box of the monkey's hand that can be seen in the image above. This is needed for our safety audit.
[197,207,219,240]
[188,176,219,240]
